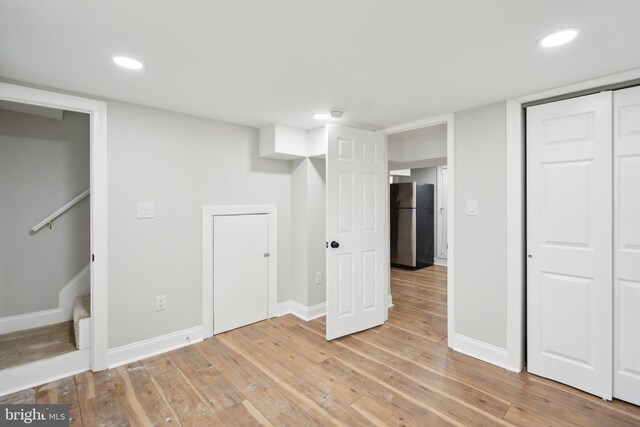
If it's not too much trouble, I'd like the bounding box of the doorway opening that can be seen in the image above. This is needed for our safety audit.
[0,101,91,371]
[385,118,452,345]
[0,82,108,397]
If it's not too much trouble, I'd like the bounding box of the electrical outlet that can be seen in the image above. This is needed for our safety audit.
[466,200,478,216]
[315,271,323,285]
[156,295,167,311]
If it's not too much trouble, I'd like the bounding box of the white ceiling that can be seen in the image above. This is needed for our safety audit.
[1,1,639,130]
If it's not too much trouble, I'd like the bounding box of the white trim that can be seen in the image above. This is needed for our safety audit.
[202,205,278,339]
[436,165,448,261]
[0,349,90,397]
[433,258,448,267]
[387,294,393,308]
[381,114,454,135]
[449,334,512,371]
[0,82,108,372]
[108,326,204,369]
[505,99,525,372]
[0,265,90,334]
[381,113,455,352]
[276,300,326,321]
[515,67,640,104]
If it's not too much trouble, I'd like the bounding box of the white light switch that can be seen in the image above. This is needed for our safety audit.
[315,271,323,285]
[137,203,155,219]
[467,200,478,216]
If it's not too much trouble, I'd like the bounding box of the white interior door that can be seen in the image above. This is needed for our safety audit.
[526,92,613,399]
[437,166,448,260]
[213,214,269,334]
[613,86,640,405]
[326,124,387,340]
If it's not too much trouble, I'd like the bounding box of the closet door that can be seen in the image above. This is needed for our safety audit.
[527,92,613,399]
[613,86,640,405]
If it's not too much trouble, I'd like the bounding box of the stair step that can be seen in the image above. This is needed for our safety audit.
[73,294,90,350]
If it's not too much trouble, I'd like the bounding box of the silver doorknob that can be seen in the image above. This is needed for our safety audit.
[528,254,533,259]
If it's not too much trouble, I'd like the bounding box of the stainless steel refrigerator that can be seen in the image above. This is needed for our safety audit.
[390,182,434,269]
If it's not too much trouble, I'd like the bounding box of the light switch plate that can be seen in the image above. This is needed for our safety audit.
[467,200,478,216]
[137,203,155,219]
[315,271,323,285]
[156,295,167,311]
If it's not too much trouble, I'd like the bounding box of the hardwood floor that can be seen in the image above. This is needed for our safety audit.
[0,321,76,370]
[2,265,639,425]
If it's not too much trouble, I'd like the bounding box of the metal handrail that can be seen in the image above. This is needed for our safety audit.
[31,189,90,232]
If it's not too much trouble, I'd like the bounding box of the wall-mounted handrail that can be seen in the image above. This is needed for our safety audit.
[31,189,90,232]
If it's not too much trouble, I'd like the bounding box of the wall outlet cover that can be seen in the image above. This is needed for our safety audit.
[315,271,323,285]
[156,295,167,311]
[466,200,478,216]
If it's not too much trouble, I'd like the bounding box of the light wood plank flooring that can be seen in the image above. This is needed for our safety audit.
[0,321,76,370]
[2,266,639,425]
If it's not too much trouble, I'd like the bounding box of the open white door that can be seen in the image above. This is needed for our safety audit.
[527,92,612,399]
[613,86,640,406]
[326,124,387,340]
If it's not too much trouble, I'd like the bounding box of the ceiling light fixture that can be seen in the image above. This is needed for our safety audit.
[312,111,343,120]
[113,56,145,70]
[538,28,580,48]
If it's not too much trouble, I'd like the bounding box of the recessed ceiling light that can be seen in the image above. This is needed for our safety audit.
[113,56,144,70]
[312,112,331,120]
[538,28,580,48]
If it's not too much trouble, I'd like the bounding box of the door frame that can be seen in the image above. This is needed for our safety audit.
[507,67,640,373]
[381,114,455,341]
[0,82,109,373]
[201,205,278,339]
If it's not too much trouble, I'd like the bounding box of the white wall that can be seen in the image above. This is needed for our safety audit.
[306,158,326,306]
[454,102,508,349]
[107,101,292,349]
[289,157,326,307]
[0,108,89,317]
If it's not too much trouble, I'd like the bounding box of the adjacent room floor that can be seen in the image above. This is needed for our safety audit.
[1,266,639,426]
[0,321,76,370]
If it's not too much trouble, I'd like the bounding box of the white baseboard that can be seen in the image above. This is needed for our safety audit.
[450,333,517,371]
[107,326,204,369]
[0,349,90,397]
[0,265,90,334]
[276,300,326,321]
[387,294,393,308]
[434,258,448,266]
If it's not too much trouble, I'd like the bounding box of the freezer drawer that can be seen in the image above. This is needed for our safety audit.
[390,208,416,267]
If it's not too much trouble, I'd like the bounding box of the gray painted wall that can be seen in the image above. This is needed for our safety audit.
[0,109,90,317]
[107,101,292,348]
[454,101,508,349]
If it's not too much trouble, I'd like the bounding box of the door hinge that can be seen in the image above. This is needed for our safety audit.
[92,254,95,262]
[263,253,271,257]
[325,242,328,248]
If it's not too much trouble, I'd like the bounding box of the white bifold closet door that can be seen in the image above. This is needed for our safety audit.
[613,86,640,406]
[527,92,613,399]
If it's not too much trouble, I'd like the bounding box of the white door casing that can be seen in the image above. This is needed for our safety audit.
[213,214,269,334]
[326,124,387,340]
[437,166,448,260]
[613,86,640,405]
[526,92,613,399]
